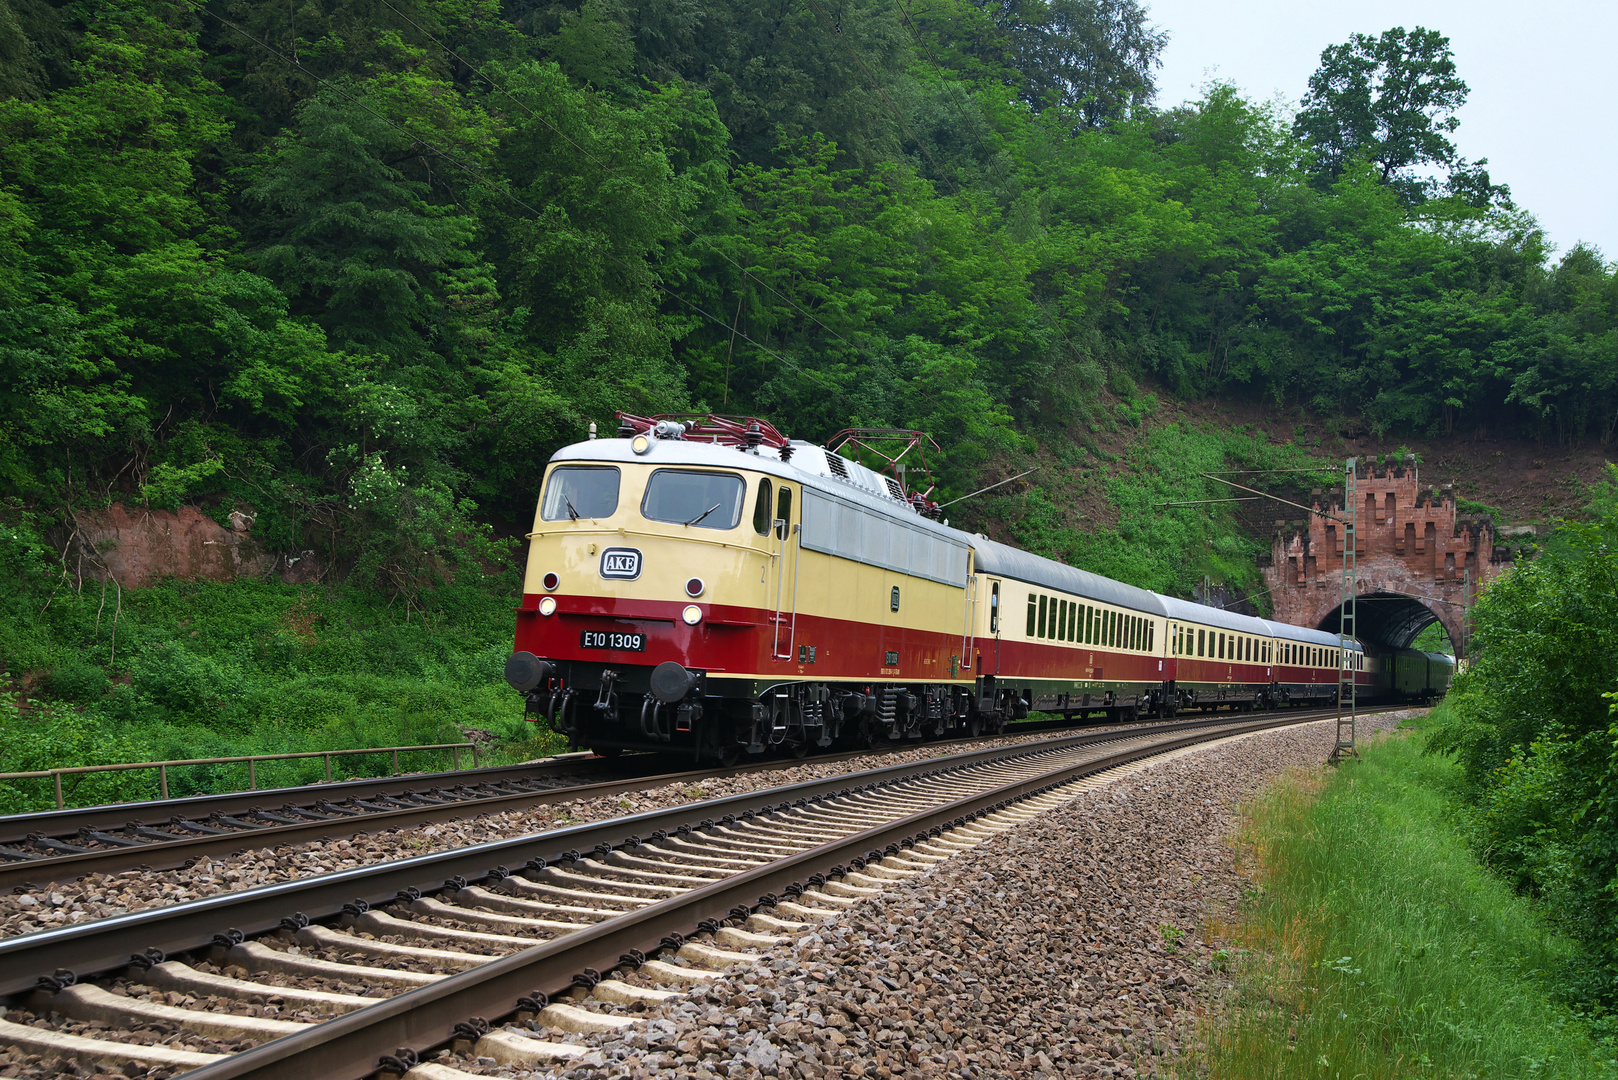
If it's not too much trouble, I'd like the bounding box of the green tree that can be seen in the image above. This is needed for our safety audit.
[1000,0,1166,124]
[1293,26,1504,206]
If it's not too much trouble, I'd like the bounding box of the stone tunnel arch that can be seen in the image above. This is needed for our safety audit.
[1258,456,1510,660]
[1314,591,1461,654]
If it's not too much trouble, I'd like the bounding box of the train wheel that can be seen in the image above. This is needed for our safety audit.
[717,743,740,767]
[790,739,810,759]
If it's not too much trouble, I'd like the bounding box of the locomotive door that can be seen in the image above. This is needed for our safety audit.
[983,577,1003,675]
[769,483,798,661]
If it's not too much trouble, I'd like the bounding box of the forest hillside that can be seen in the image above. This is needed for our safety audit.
[1,0,1615,801]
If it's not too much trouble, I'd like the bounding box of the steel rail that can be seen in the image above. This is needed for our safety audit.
[0,713,1252,890]
[0,708,1374,998]
[180,710,1334,1080]
[0,754,607,847]
[0,716,1080,845]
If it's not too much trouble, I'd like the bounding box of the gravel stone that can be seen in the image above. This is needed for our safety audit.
[0,725,1154,940]
[427,710,1418,1080]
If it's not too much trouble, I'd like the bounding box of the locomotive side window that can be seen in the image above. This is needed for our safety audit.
[752,479,773,536]
[1068,604,1077,642]
[541,465,621,521]
[989,582,1000,633]
[642,470,746,530]
[1027,595,1036,636]
[776,486,792,540]
[1196,628,1205,657]
[1038,595,1048,638]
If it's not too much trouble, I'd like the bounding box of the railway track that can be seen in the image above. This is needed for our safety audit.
[0,714,1179,891]
[0,707,1380,1080]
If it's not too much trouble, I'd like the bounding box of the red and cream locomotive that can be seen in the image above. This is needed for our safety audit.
[504,414,1448,760]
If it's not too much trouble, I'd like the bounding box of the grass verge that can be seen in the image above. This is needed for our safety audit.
[1186,720,1618,1079]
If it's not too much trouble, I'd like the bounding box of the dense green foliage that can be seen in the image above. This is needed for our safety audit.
[0,514,564,810]
[1203,721,1617,1079]
[0,0,1614,788]
[1426,466,1618,1007]
[2,0,1614,560]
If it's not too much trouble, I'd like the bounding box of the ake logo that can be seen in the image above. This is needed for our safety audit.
[600,547,643,580]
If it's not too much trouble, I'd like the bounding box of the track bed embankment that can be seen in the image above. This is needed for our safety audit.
[425,710,1418,1080]
[0,724,1160,941]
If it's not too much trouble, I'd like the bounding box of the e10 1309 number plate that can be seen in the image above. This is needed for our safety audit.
[581,630,646,652]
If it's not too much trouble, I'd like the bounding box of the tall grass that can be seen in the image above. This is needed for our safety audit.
[0,576,569,812]
[1190,724,1618,1079]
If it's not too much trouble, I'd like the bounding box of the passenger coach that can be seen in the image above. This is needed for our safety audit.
[504,414,1445,760]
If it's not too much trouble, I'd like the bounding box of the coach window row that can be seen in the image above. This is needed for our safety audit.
[1025,594,1154,652]
[1172,626,1271,663]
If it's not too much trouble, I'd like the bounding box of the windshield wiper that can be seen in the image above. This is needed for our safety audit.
[564,496,581,521]
[683,503,722,527]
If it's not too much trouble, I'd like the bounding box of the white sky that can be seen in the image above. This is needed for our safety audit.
[1144,0,1618,265]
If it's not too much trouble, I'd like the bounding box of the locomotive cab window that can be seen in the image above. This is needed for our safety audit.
[642,470,746,529]
[752,478,773,536]
[989,582,1000,633]
[775,486,793,540]
[541,465,621,521]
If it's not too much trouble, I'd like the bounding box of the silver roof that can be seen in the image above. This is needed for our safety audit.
[1158,594,1262,634]
[968,535,1168,615]
[550,436,964,544]
[551,435,1363,650]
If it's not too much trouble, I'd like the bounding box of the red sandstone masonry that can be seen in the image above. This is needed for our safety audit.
[1260,459,1513,651]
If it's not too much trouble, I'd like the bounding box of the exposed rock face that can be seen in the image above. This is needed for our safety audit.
[69,504,320,589]
[1260,459,1514,653]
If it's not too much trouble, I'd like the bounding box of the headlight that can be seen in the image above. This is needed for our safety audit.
[631,434,651,455]
[542,571,559,591]
[681,604,702,625]
[539,596,557,616]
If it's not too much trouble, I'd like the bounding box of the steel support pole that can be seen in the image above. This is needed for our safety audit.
[1332,457,1359,762]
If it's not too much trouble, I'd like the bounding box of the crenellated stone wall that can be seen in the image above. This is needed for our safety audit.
[1260,458,1516,653]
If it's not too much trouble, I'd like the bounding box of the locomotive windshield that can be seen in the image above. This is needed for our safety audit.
[641,470,746,529]
[541,466,620,521]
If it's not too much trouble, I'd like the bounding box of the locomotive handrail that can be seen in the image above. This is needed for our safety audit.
[0,741,483,810]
